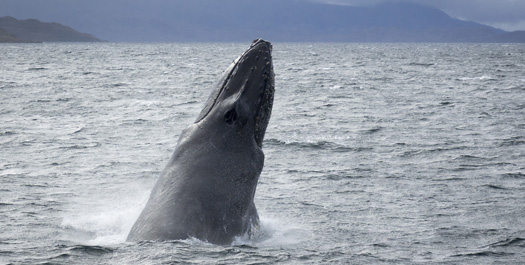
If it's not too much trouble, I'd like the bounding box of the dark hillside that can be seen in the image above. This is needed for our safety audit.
[0,16,102,42]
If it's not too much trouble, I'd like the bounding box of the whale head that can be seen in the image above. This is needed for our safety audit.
[195,39,274,148]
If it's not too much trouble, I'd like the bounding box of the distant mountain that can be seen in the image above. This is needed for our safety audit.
[0,0,524,43]
[0,16,102,43]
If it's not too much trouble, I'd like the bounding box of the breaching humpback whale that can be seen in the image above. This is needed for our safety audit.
[127,39,274,245]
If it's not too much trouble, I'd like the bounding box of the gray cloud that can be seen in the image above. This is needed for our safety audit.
[312,0,525,31]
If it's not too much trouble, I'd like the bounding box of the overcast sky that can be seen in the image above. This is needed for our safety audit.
[314,0,525,31]
[1,0,524,33]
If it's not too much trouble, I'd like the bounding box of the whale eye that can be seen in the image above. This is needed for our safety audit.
[224,108,238,125]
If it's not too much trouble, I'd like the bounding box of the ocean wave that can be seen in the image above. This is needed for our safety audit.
[67,245,115,255]
[360,126,383,134]
[498,136,525,147]
[449,237,525,260]
[456,75,498,81]
[324,172,364,181]
[510,85,525,90]
[40,244,115,264]
[488,237,525,248]
[0,131,16,136]
[501,172,525,178]
[27,67,48,71]
[265,138,370,152]
[408,62,435,67]
[451,250,513,258]
[59,143,101,150]
[482,184,508,190]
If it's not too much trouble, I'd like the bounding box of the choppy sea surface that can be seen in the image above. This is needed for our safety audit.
[1,42,524,264]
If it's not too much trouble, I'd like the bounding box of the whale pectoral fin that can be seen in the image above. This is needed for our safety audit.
[243,202,260,238]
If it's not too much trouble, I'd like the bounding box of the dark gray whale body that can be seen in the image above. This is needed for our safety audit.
[127,39,274,245]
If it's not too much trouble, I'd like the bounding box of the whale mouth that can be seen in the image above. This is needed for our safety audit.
[195,39,274,148]
[252,40,274,148]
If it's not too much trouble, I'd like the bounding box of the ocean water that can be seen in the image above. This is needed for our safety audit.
[1,42,524,264]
